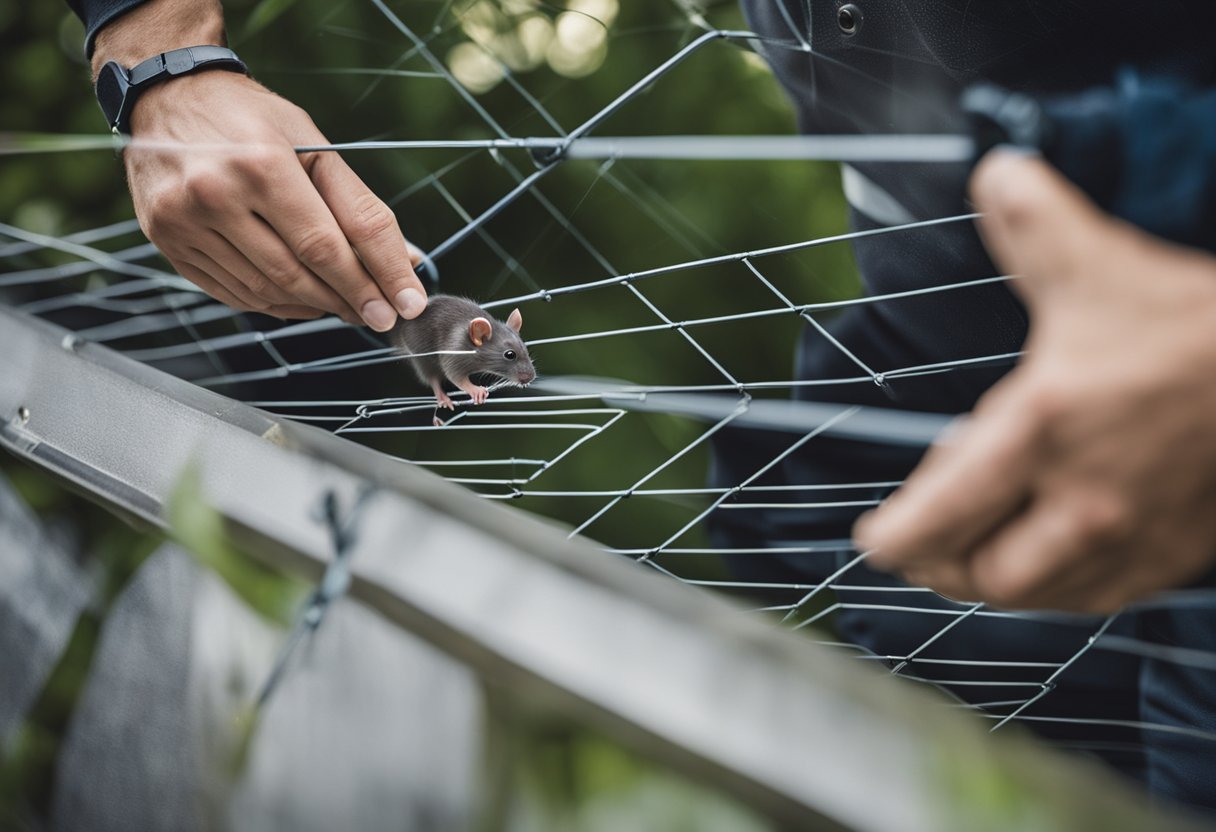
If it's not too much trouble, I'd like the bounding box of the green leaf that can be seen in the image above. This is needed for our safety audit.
[167,462,303,626]
[239,0,303,41]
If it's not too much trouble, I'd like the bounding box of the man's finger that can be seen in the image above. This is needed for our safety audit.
[854,380,1038,571]
[900,560,982,604]
[308,151,428,320]
[969,150,1115,301]
[174,261,324,321]
[186,251,327,319]
[187,243,297,308]
[258,306,326,320]
[966,500,1114,610]
[218,216,363,327]
[1017,560,1116,614]
[201,228,358,323]
[253,161,400,332]
[174,260,260,313]
[172,252,275,312]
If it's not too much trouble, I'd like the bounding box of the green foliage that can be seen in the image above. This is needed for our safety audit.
[0,457,162,827]
[936,745,1052,832]
[481,689,777,832]
[933,738,1150,832]
[0,2,119,232]
[0,615,101,829]
[166,462,304,626]
[237,0,303,41]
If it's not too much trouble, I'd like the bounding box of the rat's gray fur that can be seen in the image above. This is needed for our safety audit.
[389,295,535,391]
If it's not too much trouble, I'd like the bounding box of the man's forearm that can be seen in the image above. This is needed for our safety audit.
[75,0,430,329]
[91,0,226,78]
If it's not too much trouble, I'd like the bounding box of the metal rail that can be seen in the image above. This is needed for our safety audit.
[0,305,1201,831]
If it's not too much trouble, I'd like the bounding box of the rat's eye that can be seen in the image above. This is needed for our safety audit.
[503,349,517,361]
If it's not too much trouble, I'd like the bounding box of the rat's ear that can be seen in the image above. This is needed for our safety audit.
[468,317,492,346]
[506,308,523,333]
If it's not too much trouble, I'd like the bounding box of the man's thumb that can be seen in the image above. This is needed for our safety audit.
[970,149,1113,297]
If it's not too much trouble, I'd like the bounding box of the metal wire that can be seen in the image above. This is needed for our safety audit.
[4,0,1215,784]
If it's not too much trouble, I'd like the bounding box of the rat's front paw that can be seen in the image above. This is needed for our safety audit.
[470,386,489,405]
[435,391,454,410]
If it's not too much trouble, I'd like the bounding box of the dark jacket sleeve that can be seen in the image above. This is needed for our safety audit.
[1042,74,1216,254]
[65,0,153,57]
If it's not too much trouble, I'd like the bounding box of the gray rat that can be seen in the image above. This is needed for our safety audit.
[389,295,536,423]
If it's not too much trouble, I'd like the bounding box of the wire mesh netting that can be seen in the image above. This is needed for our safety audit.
[3,0,1216,813]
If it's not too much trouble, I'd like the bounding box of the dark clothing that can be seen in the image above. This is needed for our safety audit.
[720,0,1216,813]
[742,0,1216,398]
[67,0,150,56]
[1033,78,1216,253]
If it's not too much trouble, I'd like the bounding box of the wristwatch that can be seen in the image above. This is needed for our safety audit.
[95,45,248,136]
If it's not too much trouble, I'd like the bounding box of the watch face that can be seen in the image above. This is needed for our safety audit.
[95,62,129,128]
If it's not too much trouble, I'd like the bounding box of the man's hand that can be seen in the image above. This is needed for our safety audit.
[93,0,427,329]
[853,151,1216,613]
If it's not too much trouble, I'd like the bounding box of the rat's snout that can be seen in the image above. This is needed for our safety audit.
[517,369,536,385]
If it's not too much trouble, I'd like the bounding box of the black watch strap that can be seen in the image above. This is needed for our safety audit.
[96,45,248,136]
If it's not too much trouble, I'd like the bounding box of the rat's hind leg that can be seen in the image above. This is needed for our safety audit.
[453,377,489,405]
[430,377,455,410]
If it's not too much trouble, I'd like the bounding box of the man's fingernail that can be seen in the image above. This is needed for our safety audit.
[394,287,427,319]
[361,299,397,331]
